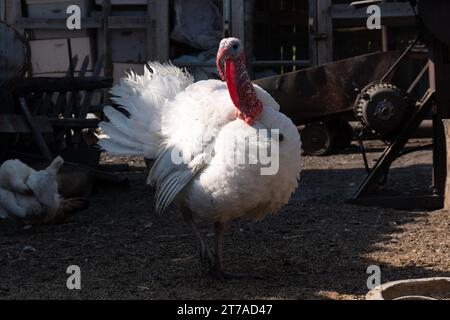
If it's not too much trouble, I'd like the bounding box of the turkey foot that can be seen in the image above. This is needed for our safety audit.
[211,221,262,280]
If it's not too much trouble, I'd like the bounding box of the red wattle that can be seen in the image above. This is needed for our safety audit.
[225,60,240,111]
[223,54,263,125]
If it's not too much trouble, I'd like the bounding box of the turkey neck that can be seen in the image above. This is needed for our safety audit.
[225,54,263,125]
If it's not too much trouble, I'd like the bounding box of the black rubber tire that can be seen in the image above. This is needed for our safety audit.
[301,122,335,156]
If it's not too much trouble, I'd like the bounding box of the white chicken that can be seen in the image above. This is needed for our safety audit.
[99,37,302,279]
[0,157,63,221]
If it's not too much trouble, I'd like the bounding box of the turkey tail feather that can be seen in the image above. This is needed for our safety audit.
[98,62,194,159]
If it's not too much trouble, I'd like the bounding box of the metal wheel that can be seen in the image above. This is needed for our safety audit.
[301,122,335,156]
[354,82,411,139]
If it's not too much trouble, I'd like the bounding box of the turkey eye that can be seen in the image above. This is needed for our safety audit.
[232,44,239,50]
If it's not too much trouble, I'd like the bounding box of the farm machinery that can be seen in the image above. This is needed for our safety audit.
[0,21,112,168]
[253,50,420,155]
[256,0,450,210]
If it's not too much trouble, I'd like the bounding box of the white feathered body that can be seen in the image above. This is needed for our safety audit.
[0,157,63,219]
[99,64,301,223]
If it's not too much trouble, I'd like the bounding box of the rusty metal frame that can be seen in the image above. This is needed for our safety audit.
[349,88,438,209]
[349,0,450,210]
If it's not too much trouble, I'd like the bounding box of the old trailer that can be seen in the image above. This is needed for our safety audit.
[253,50,406,155]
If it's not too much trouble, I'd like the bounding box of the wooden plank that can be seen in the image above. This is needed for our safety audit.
[231,0,256,74]
[223,0,231,36]
[26,0,91,20]
[16,16,153,30]
[316,0,332,64]
[52,56,78,117]
[231,0,245,44]
[0,0,5,21]
[17,17,101,29]
[95,0,147,4]
[146,1,154,61]
[444,119,450,209]
[5,0,22,31]
[49,118,99,128]
[147,0,169,62]
[245,0,255,76]
[101,0,113,79]
[330,3,415,20]
[254,10,308,26]
[11,77,112,93]
[113,62,145,84]
[108,16,152,29]
[308,0,317,66]
[252,60,310,67]
[0,114,53,133]
[429,39,450,200]
[0,17,28,80]
[157,0,170,62]
[29,37,92,75]
[381,26,389,52]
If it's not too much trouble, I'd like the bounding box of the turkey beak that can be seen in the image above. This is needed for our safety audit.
[216,48,228,81]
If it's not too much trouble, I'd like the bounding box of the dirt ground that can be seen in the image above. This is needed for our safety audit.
[1,139,450,300]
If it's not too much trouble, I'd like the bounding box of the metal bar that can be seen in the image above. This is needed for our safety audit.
[67,38,74,78]
[380,37,419,82]
[331,3,415,19]
[11,77,113,93]
[308,0,318,66]
[407,62,429,94]
[173,60,311,68]
[78,56,90,78]
[223,0,231,37]
[0,114,53,133]
[16,16,156,30]
[381,26,389,52]
[350,0,385,9]
[18,97,52,160]
[92,54,105,77]
[49,119,99,128]
[252,60,311,67]
[444,119,450,209]
[101,0,113,79]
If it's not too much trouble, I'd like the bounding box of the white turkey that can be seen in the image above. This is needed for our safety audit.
[0,156,88,224]
[99,37,302,279]
[0,157,63,221]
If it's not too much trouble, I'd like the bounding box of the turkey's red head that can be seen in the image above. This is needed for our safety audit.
[216,37,263,125]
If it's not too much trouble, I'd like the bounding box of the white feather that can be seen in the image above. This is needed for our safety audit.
[0,157,63,219]
[99,61,302,222]
[99,62,194,159]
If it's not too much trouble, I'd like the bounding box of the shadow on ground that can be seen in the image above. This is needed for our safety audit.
[1,161,449,299]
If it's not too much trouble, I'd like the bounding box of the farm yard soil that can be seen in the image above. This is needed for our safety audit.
[1,139,449,300]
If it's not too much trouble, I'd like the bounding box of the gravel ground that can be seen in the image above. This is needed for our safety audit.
[1,139,450,300]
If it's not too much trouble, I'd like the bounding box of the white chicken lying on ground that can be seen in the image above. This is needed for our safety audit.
[0,157,63,222]
[99,37,302,279]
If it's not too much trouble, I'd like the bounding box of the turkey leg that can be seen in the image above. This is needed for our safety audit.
[182,208,213,268]
[212,221,263,280]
